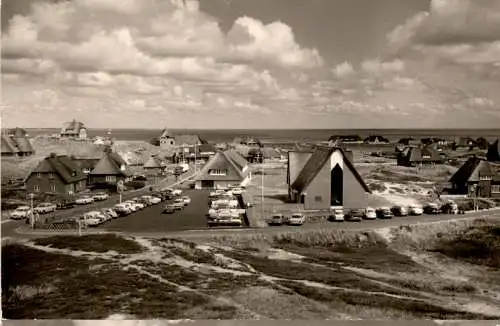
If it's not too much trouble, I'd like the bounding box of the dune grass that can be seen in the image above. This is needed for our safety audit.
[33,234,144,254]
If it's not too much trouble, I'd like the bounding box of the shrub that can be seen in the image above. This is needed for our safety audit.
[124,180,146,190]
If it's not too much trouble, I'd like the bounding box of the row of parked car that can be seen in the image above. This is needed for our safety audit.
[267,201,462,226]
[206,187,247,227]
[10,192,112,219]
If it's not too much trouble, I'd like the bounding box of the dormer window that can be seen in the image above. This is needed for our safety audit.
[49,173,54,179]
[36,172,41,178]
[120,165,125,171]
[479,175,492,181]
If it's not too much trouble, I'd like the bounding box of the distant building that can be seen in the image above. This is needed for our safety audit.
[60,119,87,139]
[24,153,87,195]
[397,146,442,167]
[143,155,163,176]
[449,156,500,198]
[364,135,390,144]
[487,139,500,163]
[1,128,35,157]
[178,143,216,163]
[397,137,421,146]
[454,137,476,149]
[287,146,371,210]
[194,150,251,189]
[159,128,176,150]
[233,137,263,148]
[328,135,363,144]
[88,147,132,188]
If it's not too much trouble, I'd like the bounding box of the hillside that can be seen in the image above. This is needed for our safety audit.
[3,217,500,319]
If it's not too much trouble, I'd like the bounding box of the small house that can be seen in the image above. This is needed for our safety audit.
[24,153,87,195]
[1,128,35,157]
[449,156,500,198]
[398,137,421,146]
[88,147,132,189]
[487,139,500,163]
[364,135,390,144]
[143,155,163,176]
[397,146,442,167]
[60,119,87,139]
[287,146,371,210]
[234,137,263,148]
[194,150,251,189]
[454,137,476,149]
[159,128,176,150]
[177,143,216,163]
[247,148,264,163]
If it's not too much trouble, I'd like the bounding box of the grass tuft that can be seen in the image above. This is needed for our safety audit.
[33,234,144,254]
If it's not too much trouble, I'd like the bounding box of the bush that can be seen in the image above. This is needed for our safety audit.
[89,182,117,192]
[149,137,160,146]
[124,180,145,190]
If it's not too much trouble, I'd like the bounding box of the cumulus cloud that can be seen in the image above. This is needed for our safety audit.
[361,59,405,74]
[387,0,500,65]
[332,62,355,78]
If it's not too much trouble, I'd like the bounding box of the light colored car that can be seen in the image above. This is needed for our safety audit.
[126,201,145,210]
[83,211,106,225]
[329,208,345,222]
[174,198,187,207]
[364,207,377,220]
[408,204,423,216]
[34,202,57,214]
[149,196,162,204]
[181,196,191,204]
[101,208,118,219]
[218,209,232,219]
[11,206,32,220]
[268,214,285,226]
[172,189,182,196]
[231,188,244,195]
[92,192,109,201]
[172,202,185,210]
[287,213,306,226]
[76,196,94,205]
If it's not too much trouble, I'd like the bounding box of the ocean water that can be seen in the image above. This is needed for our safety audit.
[23,128,500,143]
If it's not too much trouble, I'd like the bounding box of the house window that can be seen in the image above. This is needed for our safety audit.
[480,176,492,181]
[422,155,430,159]
[106,175,116,182]
[34,185,40,192]
[209,169,227,176]
[36,172,41,178]
[49,173,54,179]
[50,184,56,192]
[492,185,500,193]
[314,196,322,202]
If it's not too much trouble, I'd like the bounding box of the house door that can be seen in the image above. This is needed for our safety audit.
[331,164,343,206]
[201,180,214,189]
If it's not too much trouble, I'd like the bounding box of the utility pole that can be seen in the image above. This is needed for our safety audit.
[261,165,264,221]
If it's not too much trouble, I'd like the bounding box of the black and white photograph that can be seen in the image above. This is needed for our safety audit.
[1,0,500,322]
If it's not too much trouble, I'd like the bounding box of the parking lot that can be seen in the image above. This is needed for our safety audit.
[103,190,210,233]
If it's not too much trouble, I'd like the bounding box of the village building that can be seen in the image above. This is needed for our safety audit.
[454,137,476,149]
[449,156,500,198]
[88,147,132,189]
[159,128,176,150]
[24,153,87,195]
[177,143,216,164]
[194,150,251,189]
[60,120,87,139]
[72,157,100,175]
[487,139,500,163]
[364,135,390,144]
[1,128,35,157]
[287,146,371,210]
[397,137,421,146]
[233,137,263,148]
[397,146,442,167]
[143,155,163,176]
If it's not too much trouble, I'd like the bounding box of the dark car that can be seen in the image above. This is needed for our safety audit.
[423,203,440,215]
[391,205,409,217]
[345,209,364,222]
[268,214,286,226]
[162,204,176,214]
[376,207,394,219]
[56,199,76,210]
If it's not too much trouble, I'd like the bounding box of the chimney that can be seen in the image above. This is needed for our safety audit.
[50,152,57,158]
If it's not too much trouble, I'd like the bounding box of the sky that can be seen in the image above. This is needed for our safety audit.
[1,0,500,129]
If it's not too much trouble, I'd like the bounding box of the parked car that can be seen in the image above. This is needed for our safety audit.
[34,203,57,214]
[328,208,345,222]
[268,214,285,226]
[172,202,184,211]
[82,212,102,226]
[174,198,188,207]
[11,206,32,220]
[92,192,109,201]
[123,201,142,211]
[162,204,176,214]
[113,203,132,216]
[376,207,394,219]
[101,208,118,219]
[345,209,364,222]
[57,199,76,210]
[76,196,94,205]
[440,201,459,214]
[364,207,377,220]
[231,188,244,195]
[424,203,440,215]
[287,213,306,226]
[172,189,182,196]
[148,196,162,204]
[181,196,191,205]
[391,205,409,217]
[408,204,424,216]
